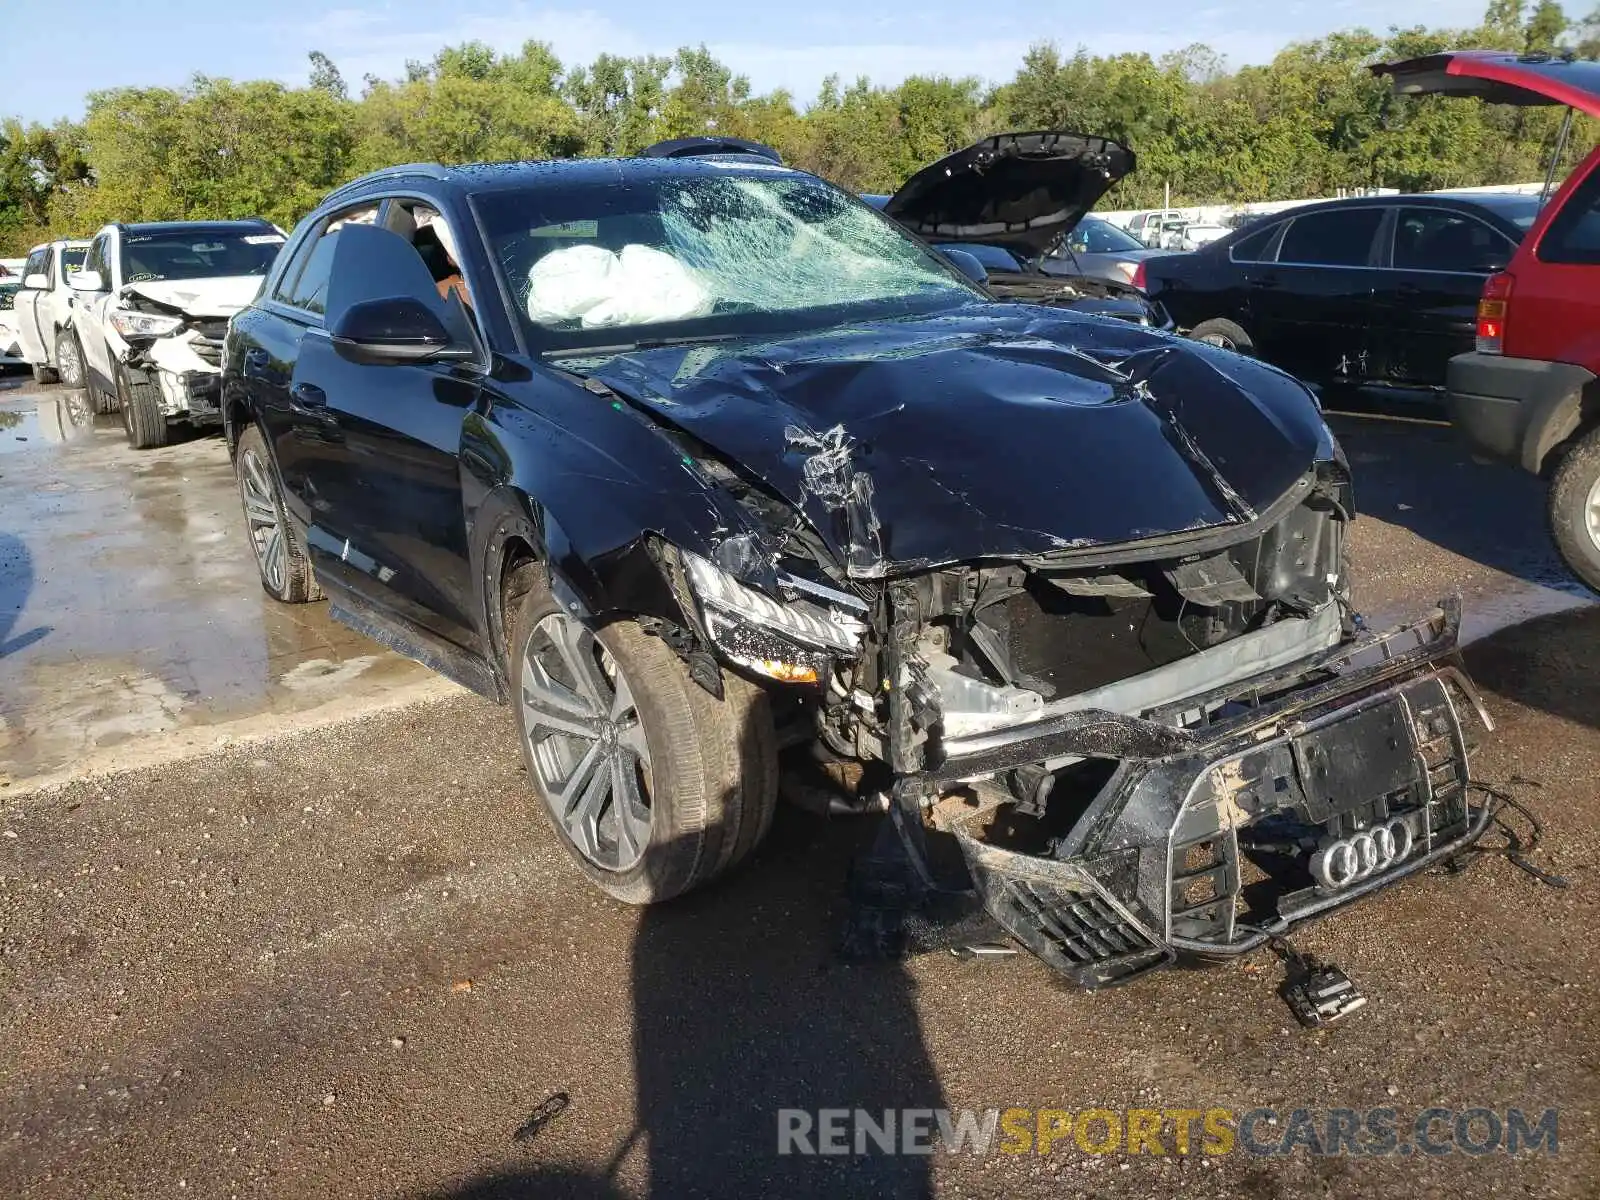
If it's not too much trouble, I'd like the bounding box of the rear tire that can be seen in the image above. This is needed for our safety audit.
[118,361,169,449]
[1188,317,1254,355]
[53,327,81,389]
[31,362,58,385]
[235,423,321,603]
[1547,424,1600,595]
[507,566,778,905]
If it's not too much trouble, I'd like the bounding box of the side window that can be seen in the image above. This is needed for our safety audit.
[1230,222,1280,262]
[1393,208,1515,273]
[84,235,109,282]
[387,202,475,311]
[21,249,47,283]
[1539,168,1600,266]
[1276,208,1384,267]
[274,204,379,316]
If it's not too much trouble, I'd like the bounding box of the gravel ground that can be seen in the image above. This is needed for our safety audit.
[1,411,1597,1198]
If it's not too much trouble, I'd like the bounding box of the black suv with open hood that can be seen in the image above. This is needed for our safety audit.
[221,152,1493,991]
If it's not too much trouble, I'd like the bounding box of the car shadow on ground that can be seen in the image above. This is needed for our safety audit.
[431,772,946,1199]
[0,531,49,658]
[1326,411,1579,593]
[1463,604,1600,733]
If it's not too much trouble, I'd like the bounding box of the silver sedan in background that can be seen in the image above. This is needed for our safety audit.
[1043,216,1170,288]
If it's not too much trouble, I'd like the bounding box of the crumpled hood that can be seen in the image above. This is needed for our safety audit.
[122,275,262,318]
[572,303,1331,575]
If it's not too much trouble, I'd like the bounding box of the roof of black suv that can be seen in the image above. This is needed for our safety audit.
[320,156,797,209]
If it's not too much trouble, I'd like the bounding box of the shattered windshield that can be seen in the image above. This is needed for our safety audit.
[120,230,284,283]
[476,166,981,350]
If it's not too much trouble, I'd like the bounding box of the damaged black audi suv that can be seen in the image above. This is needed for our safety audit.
[222,133,1494,989]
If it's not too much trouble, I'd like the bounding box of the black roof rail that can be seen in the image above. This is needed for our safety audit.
[321,162,453,206]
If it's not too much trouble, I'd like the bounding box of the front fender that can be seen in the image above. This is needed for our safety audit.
[462,370,764,681]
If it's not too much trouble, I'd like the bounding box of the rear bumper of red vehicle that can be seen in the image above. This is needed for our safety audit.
[1446,350,1595,474]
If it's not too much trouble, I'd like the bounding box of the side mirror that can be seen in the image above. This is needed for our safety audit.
[329,296,476,366]
[940,248,989,285]
[68,269,105,292]
[22,272,48,290]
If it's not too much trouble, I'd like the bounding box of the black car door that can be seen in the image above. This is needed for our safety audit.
[287,217,487,655]
[1368,205,1519,388]
[239,202,381,556]
[1248,206,1386,386]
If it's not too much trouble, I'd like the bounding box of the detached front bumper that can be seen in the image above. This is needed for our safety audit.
[937,601,1491,988]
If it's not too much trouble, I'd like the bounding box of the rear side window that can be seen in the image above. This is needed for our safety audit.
[283,231,340,314]
[1539,168,1600,265]
[1393,208,1516,273]
[1230,223,1279,262]
[1277,208,1384,267]
[274,205,379,316]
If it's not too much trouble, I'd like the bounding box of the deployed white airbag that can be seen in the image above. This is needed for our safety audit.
[526,244,712,329]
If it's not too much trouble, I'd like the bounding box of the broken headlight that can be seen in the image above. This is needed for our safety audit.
[683,550,864,662]
[109,309,184,339]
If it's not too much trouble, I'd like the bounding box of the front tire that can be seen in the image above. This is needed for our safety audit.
[1188,317,1255,355]
[31,361,58,385]
[1547,424,1600,595]
[235,423,321,603]
[118,362,169,448]
[508,567,778,904]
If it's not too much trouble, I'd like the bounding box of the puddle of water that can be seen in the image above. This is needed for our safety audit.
[0,392,97,454]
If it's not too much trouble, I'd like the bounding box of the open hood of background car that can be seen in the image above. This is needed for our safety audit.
[572,303,1328,576]
[883,131,1135,258]
[1372,50,1600,117]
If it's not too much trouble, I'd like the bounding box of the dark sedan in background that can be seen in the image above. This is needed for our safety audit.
[1143,191,1541,395]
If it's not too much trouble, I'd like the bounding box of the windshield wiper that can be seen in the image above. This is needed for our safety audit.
[541,332,745,360]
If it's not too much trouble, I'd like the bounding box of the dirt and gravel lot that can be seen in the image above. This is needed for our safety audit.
[1,380,1597,1198]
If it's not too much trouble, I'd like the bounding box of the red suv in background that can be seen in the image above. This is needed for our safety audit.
[1376,52,1600,591]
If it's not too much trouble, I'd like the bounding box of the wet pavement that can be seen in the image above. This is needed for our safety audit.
[0,383,454,789]
[1,372,1598,1197]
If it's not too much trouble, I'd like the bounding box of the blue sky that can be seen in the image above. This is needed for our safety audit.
[6,0,1493,125]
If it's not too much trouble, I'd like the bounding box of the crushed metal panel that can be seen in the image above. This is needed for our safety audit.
[1167,552,1261,605]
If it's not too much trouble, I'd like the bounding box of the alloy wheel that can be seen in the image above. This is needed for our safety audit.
[56,334,81,388]
[1198,333,1237,351]
[239,448,287,594]
[521,613,653,872]
[1586,475,1600,554]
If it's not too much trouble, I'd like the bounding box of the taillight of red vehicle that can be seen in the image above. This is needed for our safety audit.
[1130,260,1148,291]
[1476,271,1514,354]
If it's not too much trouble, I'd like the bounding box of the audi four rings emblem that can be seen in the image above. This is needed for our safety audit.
[1310,818,1416,890]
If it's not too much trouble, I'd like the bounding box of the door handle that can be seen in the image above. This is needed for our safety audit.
[1395,282,1422,297]
[1252,274,1279,289]
[290,381,327,408]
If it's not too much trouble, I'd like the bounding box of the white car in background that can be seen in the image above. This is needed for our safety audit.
[1159,221,1232,251]
[1125,209,1186,247]
[13,239,91,386]
[69,219,285,447]
[0,280,25,366]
